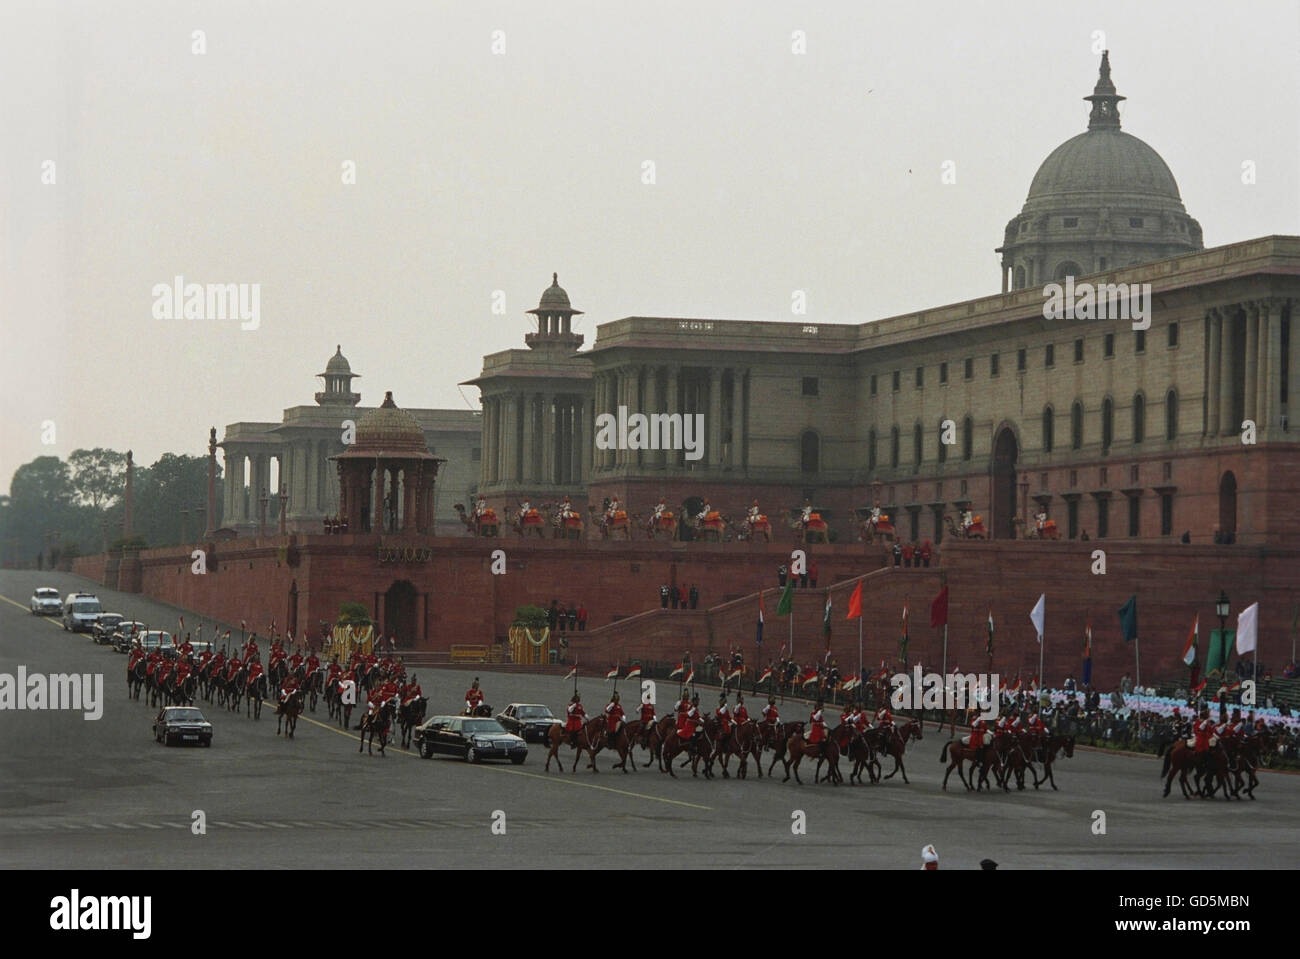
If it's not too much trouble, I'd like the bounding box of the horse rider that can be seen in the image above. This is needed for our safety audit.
[279,672,299,705]
[639,695,657,733]
[870,501,882,528]
[961,508,975,534]
[604,691,625,747]
[807,700,828,754]
[605,496,622,528]
[734,692,750,726]
[243,634,260,662]
[559,496,576,520]
[377,674,399,706]
[852,702,870,736]
[559,692,585,747]
[225,653,243,684]
[697,499,713,526]
[1035,509,1048,534]
[800,499,813,529]
[464,677,485,715]
[840,698,856,730]
[1193,708,1216,776]
[177,634,194,659]
[519,497,532,516]
[400,673,423,706]
[675,688,693,717]
[716,693,733,741]
[676,694,704,749]
[652,496,667,523]
[473,495,489,521]
[969,714,990,766]
[304,648,320,677]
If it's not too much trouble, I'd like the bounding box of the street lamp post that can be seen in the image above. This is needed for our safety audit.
[1215,589,1230,712]
[258,488,269,538]
[278,483,289,535]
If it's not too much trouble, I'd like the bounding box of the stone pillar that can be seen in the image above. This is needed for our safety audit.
[1286,301,1300,433]
[374,463,385,533]
[708,367,722,467]
[205,427,217,537]
[613,370,626,469]
[502,396,517,482]
[1219,305,1238,435]
[1206,311,1221,436]
[123,450,134,537]
[486,398,497,483]
[733,368,746,472]
[666,365,679,470]
[1001,262,1008,294]
[580,393,592,481]
[1262,300,1282,434]
[541,392,555,486]
[1244,304,1259,426]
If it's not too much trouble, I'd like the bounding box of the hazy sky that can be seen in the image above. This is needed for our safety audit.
[3,1,1298,494]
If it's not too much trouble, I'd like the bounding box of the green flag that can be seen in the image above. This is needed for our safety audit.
[1118,595,1138,643]
[1207,629,1234,676]
[776,580,794,617]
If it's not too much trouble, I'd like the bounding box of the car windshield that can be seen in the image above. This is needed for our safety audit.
[100,615,123,625]
[142,632,173,646]
[167,709,205,721]
[464,720,505,734]
[72,600,102,614]
[516,706,551,719]
[37,589,59,598]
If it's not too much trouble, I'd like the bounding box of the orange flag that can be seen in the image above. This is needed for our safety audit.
[846,580,863,620]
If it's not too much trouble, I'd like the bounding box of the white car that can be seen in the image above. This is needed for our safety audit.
[31,587,62,615]
[62,592,103,632]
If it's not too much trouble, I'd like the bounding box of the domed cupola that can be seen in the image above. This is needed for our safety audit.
[316,345,362,406]
[997,51,1203,291]
[525,273,584,351]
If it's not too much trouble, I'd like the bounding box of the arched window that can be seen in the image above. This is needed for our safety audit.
[867,428,877,470]
[1042,405,1054,453]
[800,430,819,473]
[961,417,973,461]
[1071,401,1083,450]
[937,418,949,463]
[1014,265,1027,289]
[913,423,923,469]
[890,427,900,468]
[1165,389,1177,441]
[1132,393,1145,445]
[1102,397,1114,451]
[1055,261,1083,282]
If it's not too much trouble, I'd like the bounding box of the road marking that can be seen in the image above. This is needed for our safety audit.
[492,767,713,810]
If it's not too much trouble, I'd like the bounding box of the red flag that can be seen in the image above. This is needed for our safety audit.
[669,662,684,679]
[626,666,642,680]
[758,666,773,684]
[930,586,949,628]
[846,581,863,620]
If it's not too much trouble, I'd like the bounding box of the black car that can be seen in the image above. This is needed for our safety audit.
[112,621,146,653]
[414,715,527,764]
[153,706,213,747]
[496,703,563,743]
[92,613,125,645]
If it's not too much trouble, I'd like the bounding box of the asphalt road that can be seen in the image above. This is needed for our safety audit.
[2,569,1297,870]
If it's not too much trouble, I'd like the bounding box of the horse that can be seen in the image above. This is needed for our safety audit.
[1160,740,1233,799]
[589,719,640,773]
[464,702,493,718]
[639,715,677,770]
[713,720,764,779]
[398,695,428,748]
[302,667,324,712]
[830,724,875,784]
[992,732,1035,790]
[127,657,147,701]
[1033,734,1075,790]
[511,506,547,538]
[782,728,841,785]
[659,723,715,779]
[246,672,268,719]
[545,718,600,773]
[762,720,804,776]
[591,506,632,540]
[358,699,395,755]
[641,511,678,541]
[871,720,923,783]
[940,735,1005,792]
[276,689,304,738]
[168,671,198,707]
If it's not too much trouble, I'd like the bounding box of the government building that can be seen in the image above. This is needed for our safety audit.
[470,53,1300,548]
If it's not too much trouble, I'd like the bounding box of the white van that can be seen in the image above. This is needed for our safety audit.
[62,592,103,632]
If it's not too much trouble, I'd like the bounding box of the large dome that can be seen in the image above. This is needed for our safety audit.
[324,344,353,374]
[1027,129,1182,205]
[353,391,427,453]
[537,272,572,311]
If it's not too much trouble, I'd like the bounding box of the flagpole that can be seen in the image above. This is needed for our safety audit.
[857,617,863,696]
[1135,636,1142,734]
[942,623,948,678]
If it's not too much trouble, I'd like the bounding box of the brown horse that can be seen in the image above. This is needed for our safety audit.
[641,511,678,540]
[357,699,395,756]
[1161,740,1233,799]
[782,729,841,785]
[276,689,304,738]
[1033,734,1075,790]
[708,718,763,779]
[637,715,676,770]
[761,720,804,776]
[660,723,715,779]
[831,724,875,784]
[545,718,600,773]
[940,735,1005,792]
[872,719,923,783]
[589,719,640,773]
[1226,732,1273,799]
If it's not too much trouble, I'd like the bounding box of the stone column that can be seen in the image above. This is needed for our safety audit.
[708,367,722,467]
[503,396,518,482]
[1262,300,1282,434]
[613,370,626,469]
[1244,304,1259,425]
[1206,311,1221,436]
[580,393,592,481]
[541,392,555,486]
[1219,305,1238,435]
[733,368,746,472]
[666,365,679,470]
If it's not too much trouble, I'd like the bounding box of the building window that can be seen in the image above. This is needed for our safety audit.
[1102,397,1114,451]
[909,508,920,542]
[1045,344,1055,368]
[1042,406,1054,452]
[890,427,900,468]
[1128,496,1140,537]
[937,419,948,463]
[870,374,878,396]
[964,358,973,380]
[1160,492,1173,535]
[1168,323,1179,348]
[892,370,901,392]
[915,366,924,389]
[1063,216,1078,228]
[1067,499,1079,539]
[1132,393,1145,444]
[990,353,1000,377]
[1100,467,1108,486]
[471,447,481,461]
[1099,256,1107,270]
[939,362,948,384]
[1131,464,1140,484]
[1017,348,1026,372]
[913,424,923,469]
[802,377,819,396]
[1097,497,1110,539]
[961,417,973,461]
[1166,390,1178,440]
[1135,330,1146,353]
[1104,333,1115,358]
[868,429,877,470]
[1070,470,1078,487]
[1074,338,1084,363]
[800,430,820,472]
[1071,401,1084,450]
[1130,217,1144,228]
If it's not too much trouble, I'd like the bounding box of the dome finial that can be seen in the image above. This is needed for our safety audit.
[1084,49,1125,131]
[552,272,558,285]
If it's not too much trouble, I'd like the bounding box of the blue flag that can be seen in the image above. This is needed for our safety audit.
[1118,595,1138,643]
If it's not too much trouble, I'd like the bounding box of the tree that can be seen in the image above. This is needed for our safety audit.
[132,453,222,547]
[337,602,372,625]
[67,448,127,509]
[5,457,78,560]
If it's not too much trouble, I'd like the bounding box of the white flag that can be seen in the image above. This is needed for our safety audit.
[1236,602,1258,655]
[1030,593,1045,643]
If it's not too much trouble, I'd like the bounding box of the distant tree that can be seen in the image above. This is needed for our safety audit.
[68,448,127,509]
[337,602,372,625]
